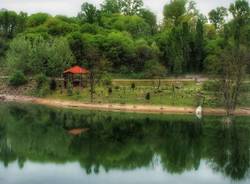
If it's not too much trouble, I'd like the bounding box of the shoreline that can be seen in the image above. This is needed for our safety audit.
[1,94,250,116]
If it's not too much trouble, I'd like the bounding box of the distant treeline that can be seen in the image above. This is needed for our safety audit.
[0,0,249,77]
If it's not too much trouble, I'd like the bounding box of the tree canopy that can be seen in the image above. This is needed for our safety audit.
[0,0,249,77]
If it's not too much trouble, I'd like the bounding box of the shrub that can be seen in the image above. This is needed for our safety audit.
[108,87,112,95]
[35,74,48,89]
[38,85,50,97]
[114,86,120,90]
[145,92,150,101]
[49,79,57,91]
[67,81,73,96]
[75,88,80,96]
[34,74,50,97]
[102,74,112,86]
[9,71,27,87]
[131,83,136,90]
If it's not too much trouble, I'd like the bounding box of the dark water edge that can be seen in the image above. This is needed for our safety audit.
[0,102,250,184]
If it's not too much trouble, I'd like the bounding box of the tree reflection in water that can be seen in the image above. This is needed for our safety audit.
[0,102,249,181]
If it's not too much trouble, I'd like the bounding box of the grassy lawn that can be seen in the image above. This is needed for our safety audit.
[1,75,248,107]
[47,81,226,107]
[47,78,250,107]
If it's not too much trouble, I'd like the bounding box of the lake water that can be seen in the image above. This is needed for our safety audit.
[0,102,249,184]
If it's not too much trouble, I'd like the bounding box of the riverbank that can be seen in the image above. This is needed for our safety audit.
[1,76,250,107]
[1,94,250,116]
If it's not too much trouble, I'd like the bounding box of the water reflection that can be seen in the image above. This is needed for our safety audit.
[0,102,249,183]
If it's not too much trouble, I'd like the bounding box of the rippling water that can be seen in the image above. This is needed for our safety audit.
[0,102,249,184]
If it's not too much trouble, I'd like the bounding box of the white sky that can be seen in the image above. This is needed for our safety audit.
[1,160,250,184]
[0,0,237,20]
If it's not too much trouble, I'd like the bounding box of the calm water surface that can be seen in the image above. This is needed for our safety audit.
[0,102,249,184]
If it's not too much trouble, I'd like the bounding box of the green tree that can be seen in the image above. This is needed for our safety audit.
[204,24,217,39]
[220,47,250,117]
[27,13,50,27]
[102,32,135,70]
[1,0,249,79]
[241,22,250,48]
[208,7,228,30]
[78,3,100,24]
[80,23,103,34]
[85,46,110,102]
[6,36,74,77]
[194,18,205,72]
[134,39,155,71]
[0,10,27,39]
[67,32,87,65]
[55,15,77,24]
[47,38,74,77]
[45,17,77,36]
[102,14,150,37]
[229,0,250,48]
[17,12,27,33]
[6,36,33,74]
[219,0,250,118]
[0,37,8,60]
[139,9,157,34]
[182,22,191,73]
[203,38,224,74]
[163,0,187,26]
[120,0,143,15]
[167,27,185,74]
[101,0,122,14]
[144,59,167,89]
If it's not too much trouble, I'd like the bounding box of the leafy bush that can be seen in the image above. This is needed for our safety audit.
[144,59,167,79]
[38,85,50,97]
[67,81,73,96]
[75,88,80,96]
[131,83,136,90]
[49,79,57,91]
[35,74,50,97]
[6,36,74,77]
[9,71,27,87]
[114,86,120,90]
[108,87,112,95]
[145,92,150,101]
[102,74,112,86]
[35,74,48,89]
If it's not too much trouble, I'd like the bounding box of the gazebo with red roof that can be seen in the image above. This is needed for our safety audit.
[63,66,89,87]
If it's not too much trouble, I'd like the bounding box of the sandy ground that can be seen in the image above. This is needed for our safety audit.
[1,94,250,116]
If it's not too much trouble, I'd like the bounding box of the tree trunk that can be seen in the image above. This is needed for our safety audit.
[157,78,161,89]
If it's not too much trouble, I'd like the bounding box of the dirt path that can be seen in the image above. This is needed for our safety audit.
[1,94,250,116]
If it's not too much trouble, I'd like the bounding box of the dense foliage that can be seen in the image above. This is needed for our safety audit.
[0,0,249,77]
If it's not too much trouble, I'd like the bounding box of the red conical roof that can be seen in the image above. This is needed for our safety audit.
[64,66,89,74]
